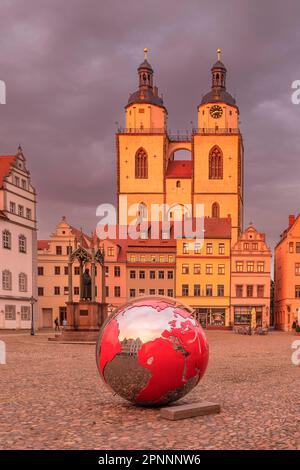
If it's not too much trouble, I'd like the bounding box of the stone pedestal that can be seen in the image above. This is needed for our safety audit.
[49,301,108,343]
[66,301,107,331]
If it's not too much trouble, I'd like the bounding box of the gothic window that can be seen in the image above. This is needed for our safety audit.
[209,146,223,179]
[135,148,148,179]
[212,202,220,218]
[2,270,12,290]
[2,229,11,249]
[19,273,28,292]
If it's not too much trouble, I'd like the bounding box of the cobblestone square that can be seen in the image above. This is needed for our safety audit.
[0,330,299,450]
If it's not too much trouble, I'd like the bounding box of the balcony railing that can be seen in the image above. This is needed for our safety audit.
[117,127,165,134]
[117,127,240,138]
[193,128,240,135]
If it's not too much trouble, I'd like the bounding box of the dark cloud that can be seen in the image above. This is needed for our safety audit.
[1,0,300,252]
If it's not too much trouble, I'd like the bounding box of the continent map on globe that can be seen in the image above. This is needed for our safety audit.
[96,297,209,406]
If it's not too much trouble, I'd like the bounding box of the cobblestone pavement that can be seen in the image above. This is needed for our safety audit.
[0,330,299,450]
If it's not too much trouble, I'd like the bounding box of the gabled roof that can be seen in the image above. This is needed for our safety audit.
[277,213,300,247]
[0,155,17,188]
[166,160,192,179]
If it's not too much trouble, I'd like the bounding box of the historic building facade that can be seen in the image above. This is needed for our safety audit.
[126,236,176,299]
[117,49,244,245]
[176,217,231,328]
[37,218,127,327]
[274,214,300,331]
[37,217,89,327]
[0,147,37,329]
[231,224,271,327]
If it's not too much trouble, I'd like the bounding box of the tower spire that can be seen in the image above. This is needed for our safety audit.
[211,49,226,90]
[138,48,153,91]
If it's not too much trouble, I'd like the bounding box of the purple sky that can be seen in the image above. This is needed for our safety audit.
[1,0,300,250]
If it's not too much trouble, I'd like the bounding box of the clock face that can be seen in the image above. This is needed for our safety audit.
[210,105,223,119]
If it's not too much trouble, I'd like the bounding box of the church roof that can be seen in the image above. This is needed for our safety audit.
[201,89,236,106]
[0,155,17,188]
[138,59,153,71]
[212,60,226,70]
[127,88,164,108]
[166,160,192,178]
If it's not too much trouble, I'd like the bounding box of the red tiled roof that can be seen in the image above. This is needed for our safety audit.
[38,240,50,250]
[0,155,16,188]
[166,160,192,178]
[203,217,231,239]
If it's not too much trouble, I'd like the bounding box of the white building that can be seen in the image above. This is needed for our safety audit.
[0,146,37,329]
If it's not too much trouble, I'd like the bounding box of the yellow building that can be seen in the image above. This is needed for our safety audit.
[117,49,243,244]
[175,217,231,328]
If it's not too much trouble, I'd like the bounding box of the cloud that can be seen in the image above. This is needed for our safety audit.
[0,0,300,251]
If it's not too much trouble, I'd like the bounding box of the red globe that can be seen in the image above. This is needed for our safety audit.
[96,297,209,406]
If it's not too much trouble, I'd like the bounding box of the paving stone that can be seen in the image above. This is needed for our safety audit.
[0,330,299,450]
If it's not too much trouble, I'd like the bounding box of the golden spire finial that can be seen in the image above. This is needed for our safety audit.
[217,48,221,62]
[144,47,148,60]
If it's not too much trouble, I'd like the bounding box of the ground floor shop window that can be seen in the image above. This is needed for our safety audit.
[194,308,226,327]
[234,306,262,326]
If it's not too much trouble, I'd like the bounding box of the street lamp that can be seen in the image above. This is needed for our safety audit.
[29,296,36,336]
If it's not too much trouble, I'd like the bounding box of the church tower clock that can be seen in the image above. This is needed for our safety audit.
[193,49,244,244]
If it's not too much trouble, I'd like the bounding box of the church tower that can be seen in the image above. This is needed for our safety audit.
[117,49,168,225]
[193,49,244,243]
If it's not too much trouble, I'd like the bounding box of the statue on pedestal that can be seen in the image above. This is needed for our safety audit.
[82,268,92,301]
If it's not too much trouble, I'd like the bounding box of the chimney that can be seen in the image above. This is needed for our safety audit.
[289,214,295,227]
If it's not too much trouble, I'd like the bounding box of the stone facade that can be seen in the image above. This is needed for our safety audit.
[0,147,37,329]
[231,224,271,328]
[275,214,300,331]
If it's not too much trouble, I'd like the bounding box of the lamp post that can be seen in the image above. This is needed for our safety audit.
[29,296,36,336]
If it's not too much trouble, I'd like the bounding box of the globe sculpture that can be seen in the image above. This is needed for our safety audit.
[96,297,209,406]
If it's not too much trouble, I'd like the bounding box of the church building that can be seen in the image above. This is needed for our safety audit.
[117,48,244,244]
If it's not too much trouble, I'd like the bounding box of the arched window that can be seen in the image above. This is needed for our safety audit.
[2,230,11,249]
[2,270,12,290]
[19,273,28,292]
[19,234,27,253]
[135,148,148,179]
[176,180,181,188]
[212,202,220,218]
[209,146,223,179]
